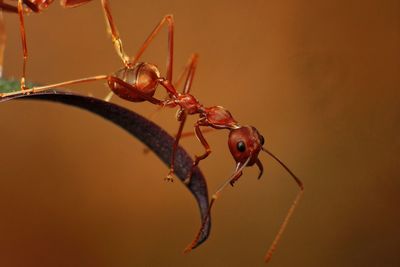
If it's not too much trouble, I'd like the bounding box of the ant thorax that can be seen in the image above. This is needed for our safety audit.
[110,62,161,102]
[176,93,202,114]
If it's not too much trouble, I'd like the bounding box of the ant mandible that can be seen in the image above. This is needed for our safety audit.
[0,0,131,89]
[0,3,304,262]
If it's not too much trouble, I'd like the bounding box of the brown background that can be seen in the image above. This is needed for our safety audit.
[0,0,399,266]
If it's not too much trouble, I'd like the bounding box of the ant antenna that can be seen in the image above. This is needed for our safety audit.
[262,147,304,263]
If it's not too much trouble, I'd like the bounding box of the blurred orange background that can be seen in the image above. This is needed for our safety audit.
[0,0,399,266]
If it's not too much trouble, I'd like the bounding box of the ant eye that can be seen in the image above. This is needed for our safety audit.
[260,135,265,145]
[237,141,246,152]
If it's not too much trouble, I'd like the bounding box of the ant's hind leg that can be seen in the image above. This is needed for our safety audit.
[100,0,130,66]
[99,0,129,102]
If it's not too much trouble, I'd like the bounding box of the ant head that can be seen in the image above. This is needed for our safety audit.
[228,126,264,166]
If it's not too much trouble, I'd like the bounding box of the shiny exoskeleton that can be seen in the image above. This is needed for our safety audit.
[110,63,161,102]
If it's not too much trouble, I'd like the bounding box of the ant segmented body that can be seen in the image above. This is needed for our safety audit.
[0,4,303,262]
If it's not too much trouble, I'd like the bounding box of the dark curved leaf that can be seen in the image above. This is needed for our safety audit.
[0,83,210,249]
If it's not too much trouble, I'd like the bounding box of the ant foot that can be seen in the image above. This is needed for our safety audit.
[20,78,27,91]
[164,173,174,182]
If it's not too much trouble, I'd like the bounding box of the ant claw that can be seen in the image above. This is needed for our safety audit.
[164,173,174,182]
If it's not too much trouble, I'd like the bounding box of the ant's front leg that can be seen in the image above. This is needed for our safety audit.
[100,0,130,66]
[183,121,211,185]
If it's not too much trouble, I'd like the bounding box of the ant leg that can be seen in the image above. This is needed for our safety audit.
[0,8,6,77]
[59,1,118,103]
[99,0,133,102]
[163,52,198,167]
[0,75,109,98]
[173,53,199,94]
[17,0,28,90]
[183,122,211,185]
[184,157,251,252]
[131,15,174,82]
[0,74,164,105]
[103,91,114,102]
[0,73,164,106]
[180,128,214,139]
[181,53,198,94]
[145,127,213,155]
[165,110,187,182]
[99,0,130,66]
[149,53,199,121]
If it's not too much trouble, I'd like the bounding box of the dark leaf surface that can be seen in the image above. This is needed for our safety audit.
[0,82,210,248]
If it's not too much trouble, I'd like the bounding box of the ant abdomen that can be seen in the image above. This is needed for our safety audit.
[109,62,161,102]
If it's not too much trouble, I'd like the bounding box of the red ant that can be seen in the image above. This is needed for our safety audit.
[0,4,304,262]
[0,0,131,90]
